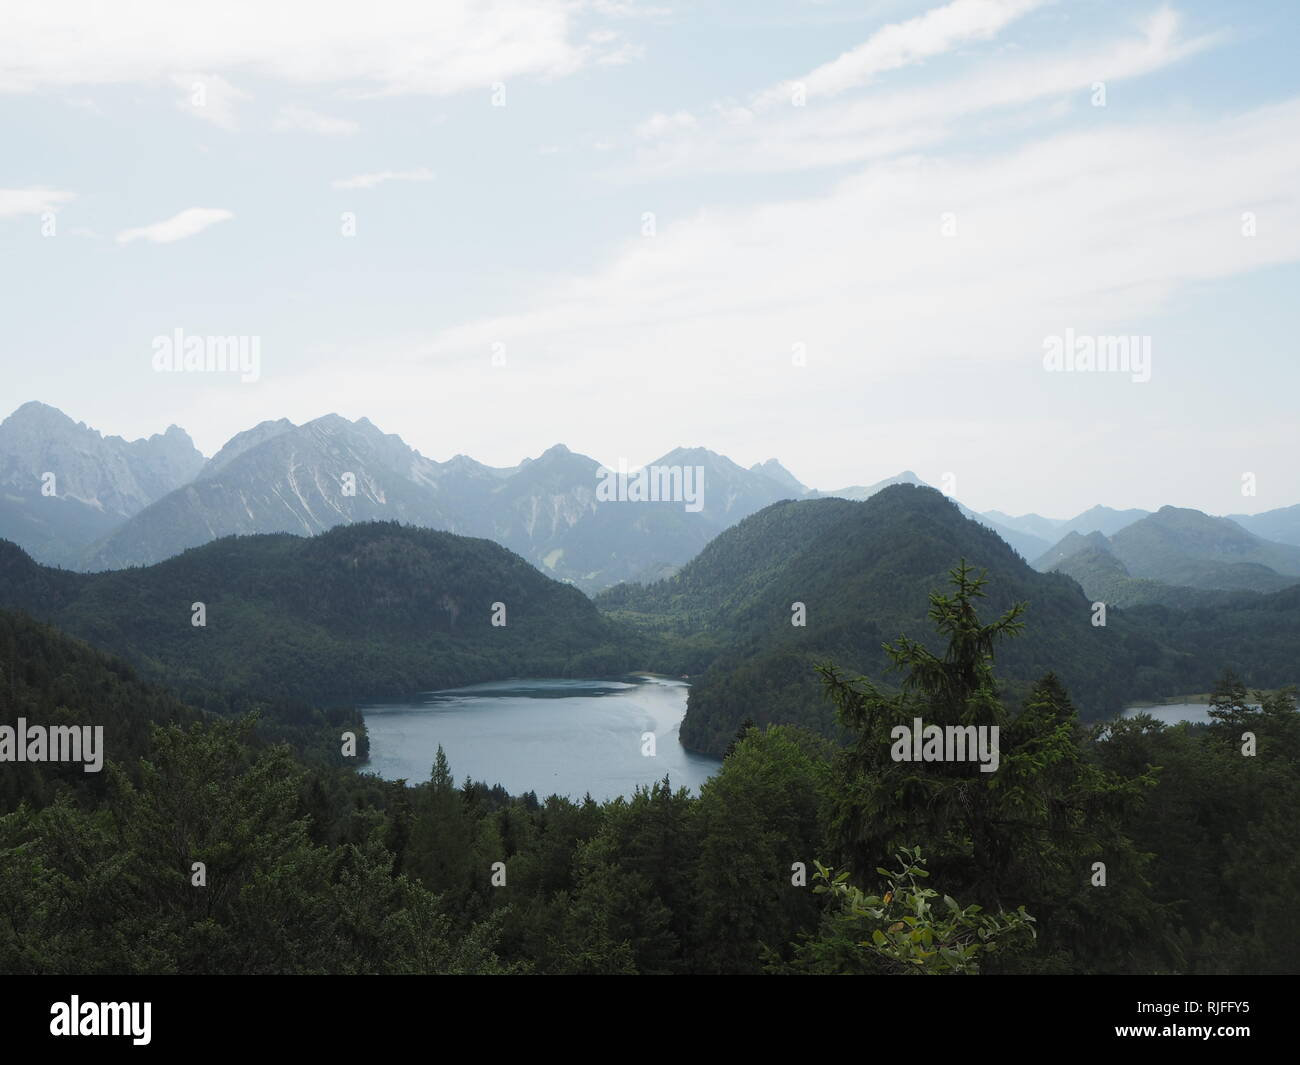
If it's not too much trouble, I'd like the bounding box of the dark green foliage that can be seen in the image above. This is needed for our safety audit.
[690,726,832,972]
[602,485,1205,757]
[0,715,515,974]
[783,849,1038,974]
[0,610,198,812]
[811,563,1164,973]
[3,533,1297,975]
[1046,538,1261,608]
[0,521,636,714]
[0,608,844,974]
[1124,586,1300,693]
[1091,672,1300,973]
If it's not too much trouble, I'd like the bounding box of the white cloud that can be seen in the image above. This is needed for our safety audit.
[172,73,251,130]
[632,0,1047,145]
[631,7,1216,177]
[115,207,233,244]
[754,0,1047,109]
[65,96,103,115]
[273,104,359,136]
[432,97,1300,400]
[0,187,74,217]
[291,93,1282,507]
[331,169,434,191]
[592,28,646,67]
[635,109,697,140]
[590,0,671,15]
[0,0,608,98]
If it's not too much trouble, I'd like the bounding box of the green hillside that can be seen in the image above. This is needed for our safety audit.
[0,522,634,708]
[0,609,199,811]
[1048,539,1253,609]
[1107,506,1300,592]
[600,485,1190,756]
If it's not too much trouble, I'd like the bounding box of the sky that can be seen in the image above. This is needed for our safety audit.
[1,0,1297,519]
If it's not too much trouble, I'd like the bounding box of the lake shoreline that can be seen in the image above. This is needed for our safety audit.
[358,674,720,802]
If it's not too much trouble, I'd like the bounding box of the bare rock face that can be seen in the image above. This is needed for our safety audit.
[75,415,813,591]
[0,401,205,565]
[82,413,458,571]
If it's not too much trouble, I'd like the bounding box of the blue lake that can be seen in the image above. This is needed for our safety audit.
[360,674,721,802]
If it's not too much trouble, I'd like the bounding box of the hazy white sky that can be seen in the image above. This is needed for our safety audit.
[2,0,1297,517]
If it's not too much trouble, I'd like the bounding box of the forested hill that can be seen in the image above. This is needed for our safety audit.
[0,609,200,811]
[599,496,859,625]
[601,484,1203,756]
[0,522,634,707]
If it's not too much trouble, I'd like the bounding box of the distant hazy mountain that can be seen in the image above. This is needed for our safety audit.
[511,446,806,590]
[748,458,807,495]
[1035,530,1110,572]
[78,417,804,590]
[15,401,1292,598]
[1059,504,1151,538]
[197,417,295,480]
[954,506,1051,562]
[807,469,926,501]
[1110,506,1300,591]
[982,510,1065,543]
[83,414,458,571]
[990,505,1149,549]
[1041,532,1248,609]
[1230,504,1300,548]
[0,400,204,565]
[1037,506,1300,596]
[1044,536,1139,602]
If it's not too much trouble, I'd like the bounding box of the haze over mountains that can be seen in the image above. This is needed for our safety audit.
[988,505,1154,543]
[4,401,1299,601]
[1227,504,1300,547]
[1036,506,1300,606]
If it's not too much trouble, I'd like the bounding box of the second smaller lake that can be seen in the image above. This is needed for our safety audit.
[1122,702,1215,726]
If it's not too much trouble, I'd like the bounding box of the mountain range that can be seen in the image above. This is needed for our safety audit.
[0,401,204,566]
[1035,506,1300,605]
[4,401,1300,601]
[987,504,1153,543]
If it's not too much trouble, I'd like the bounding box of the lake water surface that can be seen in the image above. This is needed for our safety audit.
[360,675,721,802]
[1122,702,1214,725]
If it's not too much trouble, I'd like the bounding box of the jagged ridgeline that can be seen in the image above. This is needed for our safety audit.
[0,522,634,706]
[600,484,1187,756]
[0,401,205,567]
